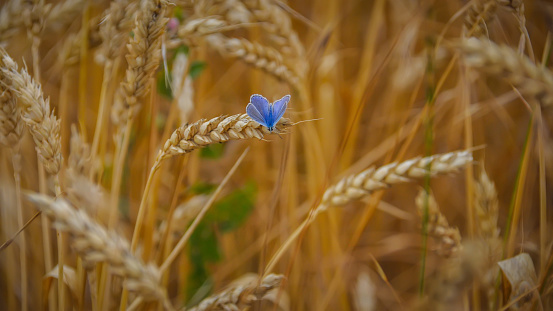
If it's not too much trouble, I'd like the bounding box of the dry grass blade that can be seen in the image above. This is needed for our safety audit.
[320,150,473,210]
[188,274,284,311]
[0,50,62,175]
[455,37,553,107]
[416,189,462,258]
[156,114,291,165]
[26,194,170,304]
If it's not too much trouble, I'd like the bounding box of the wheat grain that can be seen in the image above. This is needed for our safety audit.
[26,194,170,304]
[456,37,553,107]
[188,274,284,311]
[155,113,291,165]
[0,50,63,175]
[206,33,300,86]
[320,150,473,210]
[416,189,462,258]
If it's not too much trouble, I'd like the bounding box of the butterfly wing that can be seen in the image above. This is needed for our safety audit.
[246,103,267,127]
[268,94,290,127]
[250,94,270,119]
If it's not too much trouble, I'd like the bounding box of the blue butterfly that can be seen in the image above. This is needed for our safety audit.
[246,94,290,132]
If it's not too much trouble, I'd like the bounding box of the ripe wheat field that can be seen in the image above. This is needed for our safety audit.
[0,0,552,310]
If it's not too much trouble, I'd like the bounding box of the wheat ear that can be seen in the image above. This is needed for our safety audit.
[455,38,553,107]
[0,50,63,176]
[464,0,524,36]
[0,68,23,147]
[45,0,85,31]
[111,0,169,128]
[474,169,500,240]
[243,0,304,57]
[26,194,171,305]
[0,52,26,311]
[188,274,284,311]
[205,34,301,86]
[264,150,473,274]
[156,113,291,166]
[473,169,501,309]
[320,150,473,210]
[416,189,462,258]
[0,0,23,44]
[96,0,137,65]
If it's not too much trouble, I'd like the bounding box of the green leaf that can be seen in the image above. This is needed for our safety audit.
[176,45,189,56]
[189,61,207,80]
[190,222,221,263]
[207,182,257,232]
[189,182,217,195]
[187,222,219,299]
[200,143,225,159]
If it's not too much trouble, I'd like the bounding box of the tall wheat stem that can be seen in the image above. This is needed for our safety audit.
[12,151,27,311]
[89,59,114,178]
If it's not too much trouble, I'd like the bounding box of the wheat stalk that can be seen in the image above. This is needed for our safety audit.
[416,189,462,258]
[455,38,553,107]
[320,150,473,210]
[188,274,284,311]
[26,194,171,305]
[205,33,300,86]
[155,113,291,166]
[0,50,63,175]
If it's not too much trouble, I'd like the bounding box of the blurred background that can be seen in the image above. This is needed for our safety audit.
[1,0,553,310]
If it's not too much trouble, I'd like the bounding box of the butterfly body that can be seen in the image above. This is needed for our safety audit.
[246,94,290,132]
